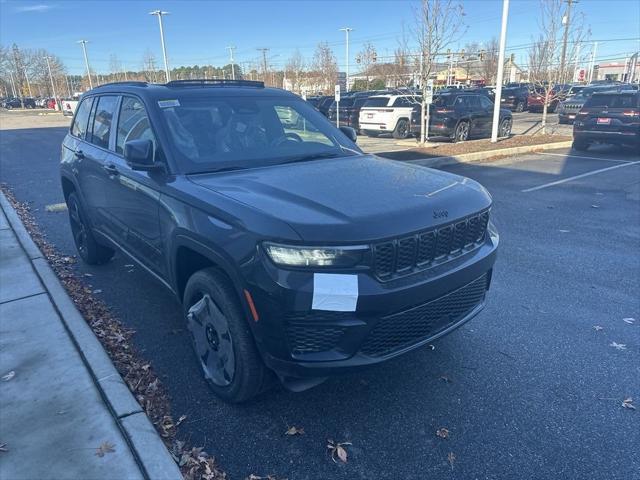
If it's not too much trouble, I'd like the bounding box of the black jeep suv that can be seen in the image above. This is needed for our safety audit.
[60,80,499,402]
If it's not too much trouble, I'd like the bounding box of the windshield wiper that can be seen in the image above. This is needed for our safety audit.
[279,152,342,165]
[188,165,246,175]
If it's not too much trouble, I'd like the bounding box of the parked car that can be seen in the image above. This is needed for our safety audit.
[60,79,498,402]
[359,94,421,139]
[327,92,375,131]
[1,97,36,109]
[572,91,640,151]
[411,92,512,141]
[558,84,636,124]
[526,87,561,113]
[62,98,79,116]
[499,86,529,112]
[316,95,335,117]
[304,96,321,109]
[463,87,495,102]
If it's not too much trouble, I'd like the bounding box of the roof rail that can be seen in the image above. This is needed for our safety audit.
[165,79,265,88]
[93,81,149,88]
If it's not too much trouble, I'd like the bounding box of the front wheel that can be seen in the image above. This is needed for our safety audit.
[392,119,410,139]
[453,121,469,142]
[498,118,512,137]
[515,101,525,113]
[66,192,114,265]
[183,268,272,403]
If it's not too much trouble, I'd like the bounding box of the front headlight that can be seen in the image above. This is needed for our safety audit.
[263,242,368,267]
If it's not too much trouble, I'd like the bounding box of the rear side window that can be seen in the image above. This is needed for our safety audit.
[363,97,391,108]
[89,95,118,149]
[585,94,638,109]
[116,97,155,154]
[480,96,493,109]
[70,97,93,139]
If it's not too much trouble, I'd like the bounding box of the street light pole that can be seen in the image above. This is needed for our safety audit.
[45,56,58,109]
[23,67,33,97]
[227,46,236,80]
[150,10,171,82]
[588,42,598,83]
[339,27,353,92]
[77,40,93,89]
[491,0,510,143]
[559,0,573,83]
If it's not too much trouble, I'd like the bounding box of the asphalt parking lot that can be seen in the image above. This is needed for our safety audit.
[1,112,638,479]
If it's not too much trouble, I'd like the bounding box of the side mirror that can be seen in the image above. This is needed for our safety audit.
[124,139,158,171]
[339,126,357,143]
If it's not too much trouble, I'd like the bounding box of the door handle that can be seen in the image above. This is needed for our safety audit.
[74,149,85,159]
[103,163,119,176]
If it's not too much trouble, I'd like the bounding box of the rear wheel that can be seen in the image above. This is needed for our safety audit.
[66,192,114,265]
[183,268,272,403]
[392,119,410,139]
[515,101,525,113]
[453,121,469,142]
[498,118,512,137]
[572,139,590,152]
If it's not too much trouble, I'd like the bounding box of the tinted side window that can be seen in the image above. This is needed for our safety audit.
[70,97,93,139]
[116,97,155,154]
[467,96,481,109]
[480,96,493,109]
[89,95,118,149]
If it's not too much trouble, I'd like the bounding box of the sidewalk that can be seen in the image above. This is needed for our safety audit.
[0,194,181,480]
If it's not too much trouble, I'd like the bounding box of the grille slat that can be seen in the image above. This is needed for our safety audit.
[360,274,488,357]
[373,210,490,280]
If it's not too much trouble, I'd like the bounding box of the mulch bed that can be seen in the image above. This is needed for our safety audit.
[1,185,228,480]
[376,134,572,161]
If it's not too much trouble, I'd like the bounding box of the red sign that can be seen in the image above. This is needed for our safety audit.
[578,69,586,81]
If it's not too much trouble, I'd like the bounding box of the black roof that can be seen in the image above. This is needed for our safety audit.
[87,79,296,100]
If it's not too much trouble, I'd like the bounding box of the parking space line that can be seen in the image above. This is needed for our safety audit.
[537,152,635,163]
[522,161,640,193]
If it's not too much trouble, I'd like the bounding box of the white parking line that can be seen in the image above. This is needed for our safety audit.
[522,161,640,193]
[536,151,636,163]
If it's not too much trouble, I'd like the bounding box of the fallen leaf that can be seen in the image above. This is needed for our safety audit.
[439,375,452,383]
[124,264,134,268]
[95,441,115,457]
[336,445,348,463]
[83,273,93,277]
[1,371,15,382]
[436,428,449,439]
[93,289,102,294]
[610,342,627,351]
[0,443,7,452]
[623,317,636,325]
[592,325,604,331]
[447,451,456,469]
[327,439,352,463]
[591,204,600,209]
[285,426,304,436]
[559,229,570,233]
[622,397,636,410]
[427,344,435,350]
[176,415,187,427]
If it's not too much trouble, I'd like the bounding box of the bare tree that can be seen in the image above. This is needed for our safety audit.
[413,0,466,143]
[285,49,305,93]
[142,49,159,83]
[480,37,500,85]
[312,42,337,92]
[355,42,378,89]
[527,0,588,131]
[109,54,122,81]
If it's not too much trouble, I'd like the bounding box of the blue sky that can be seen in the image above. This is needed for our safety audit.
[1,0,639,75]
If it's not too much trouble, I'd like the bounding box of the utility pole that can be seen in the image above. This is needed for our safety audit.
[339,27,353,92]
[257,48,269,83]
[491,0,510,143]
[559,0,574,83]
[77,40,93,89]
[45,56,58,109]
[22,67,32,97]
[227,46,237,80]
[588,42,598,83]
[150,10,171,82]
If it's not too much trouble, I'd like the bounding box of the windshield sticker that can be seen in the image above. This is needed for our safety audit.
[158,99,180,108]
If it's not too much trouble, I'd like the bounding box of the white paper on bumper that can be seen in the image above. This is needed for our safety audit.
[312,273,359,312]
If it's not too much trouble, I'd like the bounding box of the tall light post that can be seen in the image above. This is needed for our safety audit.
[22,67,33,97]
[227,46,236,80]
[150,10,171,82]
[45,56,58,109]
[491,0,510,143]
[77,40,93,89]
[339,27,353,92]
[588,42,598,83]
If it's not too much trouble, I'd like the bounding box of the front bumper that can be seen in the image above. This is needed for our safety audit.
[245,229,499,378]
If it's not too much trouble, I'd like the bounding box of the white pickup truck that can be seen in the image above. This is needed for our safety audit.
[358,94,421,139]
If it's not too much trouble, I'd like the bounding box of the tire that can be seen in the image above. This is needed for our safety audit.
[392,118,410,139]
[183,268,272,403]
[515,101,525,113]
[499,118,512,137]
[66,192,114,265]
[453,121,470,142]
[572,139,590,152]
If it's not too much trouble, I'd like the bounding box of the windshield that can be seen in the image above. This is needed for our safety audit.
[158,95,359,174]
[363,97,391,108]
[585,94,638,108]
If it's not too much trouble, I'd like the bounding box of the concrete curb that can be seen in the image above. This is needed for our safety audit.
[400,140,574,168]
[0,191,182,480]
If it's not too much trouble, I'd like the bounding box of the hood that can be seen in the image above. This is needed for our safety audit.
[188,155,492,242]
